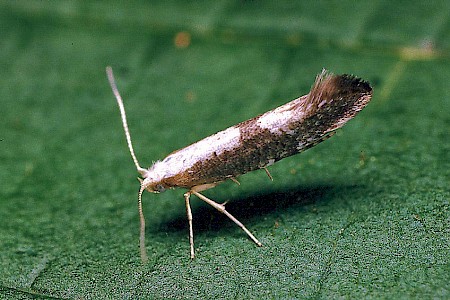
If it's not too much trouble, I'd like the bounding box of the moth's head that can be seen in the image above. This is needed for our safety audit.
[138,168,168,194]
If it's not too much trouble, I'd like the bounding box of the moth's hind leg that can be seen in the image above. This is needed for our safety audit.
[190,190,263,247]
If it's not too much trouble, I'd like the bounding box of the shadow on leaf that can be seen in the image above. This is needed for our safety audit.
[160,183,361,234]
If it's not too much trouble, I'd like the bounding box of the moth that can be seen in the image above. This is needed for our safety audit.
[106,67,373,262]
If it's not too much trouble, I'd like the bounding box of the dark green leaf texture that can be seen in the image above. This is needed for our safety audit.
[1,1,448,299]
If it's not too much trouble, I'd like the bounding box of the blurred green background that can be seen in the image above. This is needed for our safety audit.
[0,1,448,299]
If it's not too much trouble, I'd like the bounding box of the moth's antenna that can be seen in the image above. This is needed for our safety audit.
[106,66,147,176]
[138,185,148,263]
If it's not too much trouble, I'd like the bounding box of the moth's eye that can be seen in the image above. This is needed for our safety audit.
[155,184,166,193]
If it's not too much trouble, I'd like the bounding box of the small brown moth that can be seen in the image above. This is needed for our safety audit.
[106,67,373,262]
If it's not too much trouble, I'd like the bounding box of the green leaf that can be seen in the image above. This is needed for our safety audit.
[1,1,448,299]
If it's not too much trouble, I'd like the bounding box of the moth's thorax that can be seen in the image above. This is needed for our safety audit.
[139,125,242,191]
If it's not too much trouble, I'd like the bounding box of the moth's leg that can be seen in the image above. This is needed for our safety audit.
[229,177,240,185]
[263,167,273,181]
[183,191,195,259]
[191,190,263,247]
